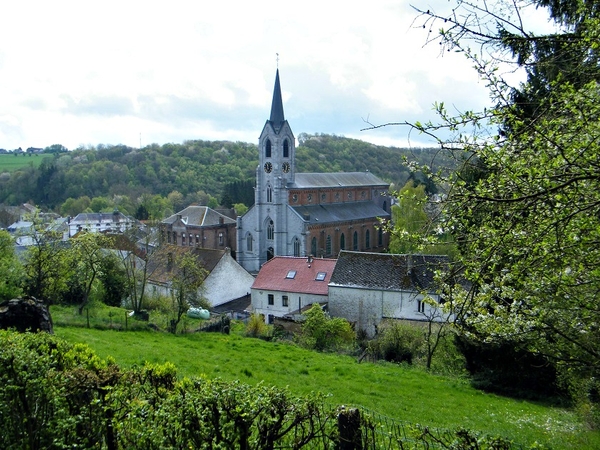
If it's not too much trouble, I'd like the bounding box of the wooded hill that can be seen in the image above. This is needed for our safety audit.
[0,133,454,218]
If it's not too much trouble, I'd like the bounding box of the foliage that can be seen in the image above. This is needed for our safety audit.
[300,303,355,351]
[368,321,425,364]
[245,313,271,338]
[98,252,129,307]
[21,224,70,305]
[0,230,23,301]
[401,0,600,426]
[167,251,208,333]
[389,181,431,254]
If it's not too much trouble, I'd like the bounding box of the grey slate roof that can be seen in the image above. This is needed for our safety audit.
[329,251,450,292]
[291,172,388,189]
[269,69,285,131]
[291,201,390,224]
[162,206,236,226]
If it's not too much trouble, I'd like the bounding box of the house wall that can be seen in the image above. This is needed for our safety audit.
[251,288,327,322]
[328,285,444,337]
[202,253,254,306]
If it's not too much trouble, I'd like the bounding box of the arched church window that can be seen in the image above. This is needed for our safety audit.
[383,200,387,212]
[265,139,272,158]
[267,220,274,240]
[326,235,332,256]
[340,233,346,250]
[311,237,317,257]
[378,227,383,246]
[293,237,300,257]
[353,231,358,250]
[283,139,289,158]
[365,229,370,248]
[246,233,253,252]
[267,185,273,203]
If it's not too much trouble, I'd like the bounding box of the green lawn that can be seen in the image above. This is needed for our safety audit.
[55,325,600,449]
[0,153,51,172]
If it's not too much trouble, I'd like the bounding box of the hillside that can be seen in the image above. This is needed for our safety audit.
[0,134,455,218]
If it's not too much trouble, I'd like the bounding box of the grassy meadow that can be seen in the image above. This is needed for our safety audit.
[0,153,51,172]
[55,322,600,449]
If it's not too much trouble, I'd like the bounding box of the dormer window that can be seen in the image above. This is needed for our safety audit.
[286,270,297,279]
[315,272,327,281]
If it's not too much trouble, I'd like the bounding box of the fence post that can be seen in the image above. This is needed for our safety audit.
[338,407,362,450]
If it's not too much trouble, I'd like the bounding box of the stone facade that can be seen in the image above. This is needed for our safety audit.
[237,70,391,273]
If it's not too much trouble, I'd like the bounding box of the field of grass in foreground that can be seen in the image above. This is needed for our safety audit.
[55,326,600,449]
[0,153,50,172]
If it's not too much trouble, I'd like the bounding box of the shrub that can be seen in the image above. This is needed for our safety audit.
[300,303,355,352]
[245,313,270,338]
[369,321,424,364]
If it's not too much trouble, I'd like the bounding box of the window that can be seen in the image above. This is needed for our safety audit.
[265,139,272,158]
[283,139,289,157]
[293,238,300,257]
[167,231,172,243]
[196,235,200,246]
[267,185,273,202]
[340,233,345,250]
[268,294,274,305]
[189,235,194,246]
[365,229,370,248]
[417,300,426,313]
[267,220,274,240]
[173,232,177,244]
[282,295,289,307]
[286,270,297,279]
[353,231,358,250]
[182,233,186,246]
[246,234,253,252]
[326,235,332,255]
[315,272,326,281]
[219,232,224,246]
[378,228,383,246]
[311,237,317,257]
[383,200,388,212]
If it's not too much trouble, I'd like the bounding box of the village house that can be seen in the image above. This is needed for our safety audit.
[327,251,452,337]
[68,210,138,237]
[160,205,237,253]
[145,245,254,308]
[251,255,336,323]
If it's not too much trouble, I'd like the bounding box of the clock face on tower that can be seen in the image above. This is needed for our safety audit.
[264,162,273,173]
[282,162,291,173]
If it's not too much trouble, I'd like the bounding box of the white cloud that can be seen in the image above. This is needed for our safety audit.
[0,0,540,151]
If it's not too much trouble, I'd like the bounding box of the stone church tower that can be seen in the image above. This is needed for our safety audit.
[237,70,391,273]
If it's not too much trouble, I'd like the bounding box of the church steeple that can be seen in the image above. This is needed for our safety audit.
[269,69,285,132]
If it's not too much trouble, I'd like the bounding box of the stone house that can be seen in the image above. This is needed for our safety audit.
[251,255,336,323]
[328,251,452,337]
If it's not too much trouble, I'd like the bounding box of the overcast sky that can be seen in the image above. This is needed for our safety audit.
[0,1,552,151]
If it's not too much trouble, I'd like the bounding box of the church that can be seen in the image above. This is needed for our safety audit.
[236,70,391,273]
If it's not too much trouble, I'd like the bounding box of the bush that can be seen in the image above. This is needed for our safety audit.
[369,322,424,364]
[300,303,355,352]
[245,313,270,338]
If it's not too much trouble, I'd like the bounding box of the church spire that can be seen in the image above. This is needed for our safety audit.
[269,69,285,131]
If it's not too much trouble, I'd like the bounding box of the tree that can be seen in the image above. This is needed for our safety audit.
[389,181,429,254]
[391,0,600,412]
[21,222,70,305]
[69,233,114,314]
[167,251,207,333]
[98,253,128,307]
[0,230,23,301]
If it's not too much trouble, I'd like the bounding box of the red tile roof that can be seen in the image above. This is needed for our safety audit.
[251,256,337,295]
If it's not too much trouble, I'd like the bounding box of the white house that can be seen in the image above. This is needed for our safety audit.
[68,211,138,237]
[146,245,255,308]
[251,256,337,323]
[328,251,453,337]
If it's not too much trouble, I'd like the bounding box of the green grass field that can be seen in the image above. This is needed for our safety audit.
[55,324,600,449]
[0,153,51,172]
